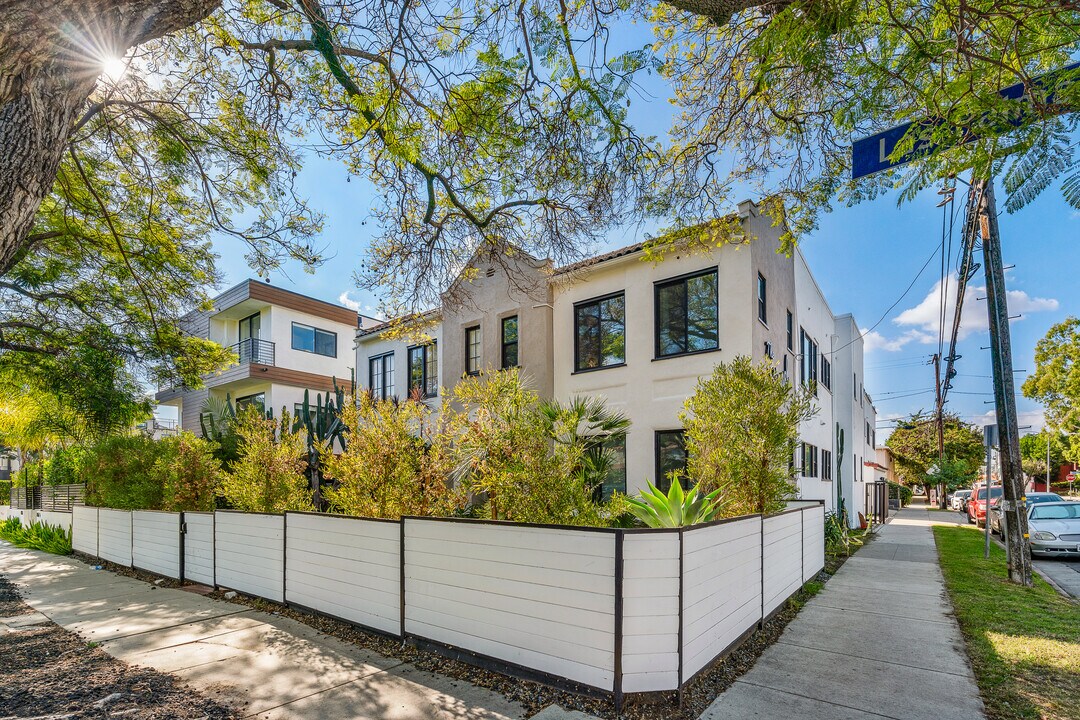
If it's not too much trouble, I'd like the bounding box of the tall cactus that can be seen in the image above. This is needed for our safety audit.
[291,377,347,507]
[836,423,845,524]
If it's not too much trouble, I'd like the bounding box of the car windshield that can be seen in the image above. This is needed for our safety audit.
[1030,505,1080,520]
[1028,494,1063,504]
[957,491,971,497]
[976,487,1003,500]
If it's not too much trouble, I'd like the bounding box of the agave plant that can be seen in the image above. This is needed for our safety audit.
[626,478,723,528]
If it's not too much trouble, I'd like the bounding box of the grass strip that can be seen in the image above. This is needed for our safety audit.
[933,525,1080,720]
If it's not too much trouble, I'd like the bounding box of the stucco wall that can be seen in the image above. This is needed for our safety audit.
[441,252,554,400]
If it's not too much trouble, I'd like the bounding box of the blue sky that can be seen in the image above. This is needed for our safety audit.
[207,29,1079,443]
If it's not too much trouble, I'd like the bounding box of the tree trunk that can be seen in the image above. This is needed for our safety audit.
[0,0,221,276]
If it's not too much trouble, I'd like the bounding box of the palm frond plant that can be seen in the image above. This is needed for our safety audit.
[626,478,723,528]
[539,396,631,501]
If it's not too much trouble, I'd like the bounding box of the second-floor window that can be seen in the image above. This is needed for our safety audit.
[408,343,438,398]
[655,269,718,358]
[369,352,395,400]
[822,450,833,480]
[757,273,767,324]
[501,316,519,369]
[574,293,626,371]
[786,310,793,350]
[292,322,337,357]
[465,325,481,375]
[821,356,832,390]
[800,328,818,392]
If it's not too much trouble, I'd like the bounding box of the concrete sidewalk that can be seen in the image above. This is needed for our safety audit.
[0,541,528,720]
[701,506,987,720]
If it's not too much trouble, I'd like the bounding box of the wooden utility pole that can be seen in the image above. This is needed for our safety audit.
[932,353,945,507]
[976,178,1032,586]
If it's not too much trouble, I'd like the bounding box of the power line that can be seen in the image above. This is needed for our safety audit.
[827,241,943,359]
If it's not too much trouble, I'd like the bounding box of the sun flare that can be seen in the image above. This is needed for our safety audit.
[101,56,127,83]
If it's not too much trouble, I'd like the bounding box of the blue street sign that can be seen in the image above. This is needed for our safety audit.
[851,62,1080,180]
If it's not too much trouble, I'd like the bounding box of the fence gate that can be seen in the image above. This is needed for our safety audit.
[864,480,887,525]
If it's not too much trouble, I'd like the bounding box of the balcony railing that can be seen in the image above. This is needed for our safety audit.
[233,338,275,366]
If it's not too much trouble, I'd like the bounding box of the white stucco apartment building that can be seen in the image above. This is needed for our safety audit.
[356,201,882,525]
[157,279,379,431]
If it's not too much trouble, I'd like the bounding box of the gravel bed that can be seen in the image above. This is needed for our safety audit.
[0,575,239,719]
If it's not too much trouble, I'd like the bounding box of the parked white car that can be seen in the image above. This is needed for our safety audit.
[951,490,972,512]
[1028,502,1080,558]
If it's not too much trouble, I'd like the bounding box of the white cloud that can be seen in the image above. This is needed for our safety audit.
[338,290,378,317]
[338,291,362,311]
[967,409,1046,434]
[861,328,935,353]
[890,279,1058,342]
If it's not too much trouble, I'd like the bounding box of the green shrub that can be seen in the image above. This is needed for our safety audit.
[45,447,84,486]
[682,356,817,517]
[158,434,223,512]
[0,517,72,555]
[321,393,461,519]
[83,435,166,509]
[889,481,913,506]
[81,432,223,511]
[219,407,312,513]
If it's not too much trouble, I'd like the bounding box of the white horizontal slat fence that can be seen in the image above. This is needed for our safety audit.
[132,511,181,579]
[802,503,826,582]
[284,512,401,635]
[620,532,679,692]
[404,519,617,691]
[681,516,763,680]
[63,499,825,701]
[182,512,215,586]
[214,511,285,602]
[762,509,804,617]
[71,506,98,556]
[97,508,132,567]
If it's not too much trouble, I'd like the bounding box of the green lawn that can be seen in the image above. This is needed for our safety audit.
[933,525,1080,720]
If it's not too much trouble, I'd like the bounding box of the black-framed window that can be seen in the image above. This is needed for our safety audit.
[465,325,481,375]
[801,442,818,478]
[655,430,688,492]
[593,435,627,501]
[236,392,265,414]
[821,356,832,390]
[292,322,337,357]
[501,316,519,369]
[757,273,767,324]
[800,328,818,393]
[239,312,261,341]
[866,421,872,446]
[786,310,793,350]
[574,293,626,371]
[407,343,438,398]
[368,352,394,400]
[655,269,718,358]
[764,341,773,360]
[822,450,833,480]
[293,402,316,425]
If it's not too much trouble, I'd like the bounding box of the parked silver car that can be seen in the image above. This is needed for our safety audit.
[951,490,972,512]
[989,492,1063,536]
[1027,502,1080,557]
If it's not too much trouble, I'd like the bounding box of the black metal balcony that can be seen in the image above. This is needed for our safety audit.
[232,338,275,366]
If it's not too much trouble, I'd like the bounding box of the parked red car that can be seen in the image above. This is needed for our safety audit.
[968,486,1003,527]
